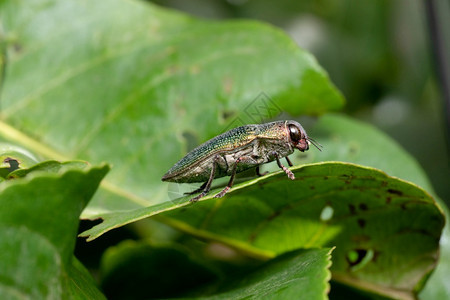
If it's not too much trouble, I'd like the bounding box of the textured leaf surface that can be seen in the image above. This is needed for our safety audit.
[0,0,344,217]
[299,114,450,299]
[81,161,444,299]
[0,161,109,299]
[160,162,443,299]
[100,240,332,300]
[197,248,333,300]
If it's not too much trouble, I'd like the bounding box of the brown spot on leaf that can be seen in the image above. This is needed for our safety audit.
[221,110,236,120]
[349,144,359,155]
[357,218,366,228]
[348,204,356,215]
[13,43,23,53]
[222,77,233,94]
[359,203,368,211]
[387,189,403,196]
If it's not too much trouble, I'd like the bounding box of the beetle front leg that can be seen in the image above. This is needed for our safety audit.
[272,152,295,180]
[285,156,293,167]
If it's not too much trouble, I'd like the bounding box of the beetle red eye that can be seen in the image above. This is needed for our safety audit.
[289,124,301,143]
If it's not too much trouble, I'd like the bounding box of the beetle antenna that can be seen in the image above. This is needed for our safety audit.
[307,137,323,151]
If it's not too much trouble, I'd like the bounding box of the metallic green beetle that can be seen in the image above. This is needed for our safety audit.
[162,120,321,201]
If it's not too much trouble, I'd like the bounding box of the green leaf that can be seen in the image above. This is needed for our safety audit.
[0,162,109,299]
[419,204,450,299]
[100,240,332,300]
[302,114,450,299]
[81,162,444,299]
[0,0,344,216]
[195,248,333,300]
[162,162,444,299]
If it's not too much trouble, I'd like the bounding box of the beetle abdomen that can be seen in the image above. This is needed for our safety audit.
[161,125,258,182]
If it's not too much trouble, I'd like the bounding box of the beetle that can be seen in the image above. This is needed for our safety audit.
[162,120,321,201]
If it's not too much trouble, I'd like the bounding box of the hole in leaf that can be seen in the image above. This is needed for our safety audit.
[348,204,356,215]
[346,249,374,271]
[4,157,20,172]
[320,205,334,221]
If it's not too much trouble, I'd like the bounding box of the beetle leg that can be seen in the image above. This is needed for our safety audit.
[214,157,242,198]
[285,156,293,167]
[190,156,219,202]
[185,181,207,195]
[273,152,295,180]
[256,165,268,177]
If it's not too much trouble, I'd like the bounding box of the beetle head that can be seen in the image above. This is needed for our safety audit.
[286,121,322,152]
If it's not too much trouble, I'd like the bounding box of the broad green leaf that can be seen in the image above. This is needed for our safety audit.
[194,248,333,300]
[0,0,344,217]
[81,162,444,299]
[0,162,109,299]
[159,162,443,299]
[100,240,332,299]
[296,114,450,299]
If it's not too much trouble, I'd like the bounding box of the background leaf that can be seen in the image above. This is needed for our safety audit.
[302,114,435,193]
[0,161,109,299]
[0,0,344,218]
